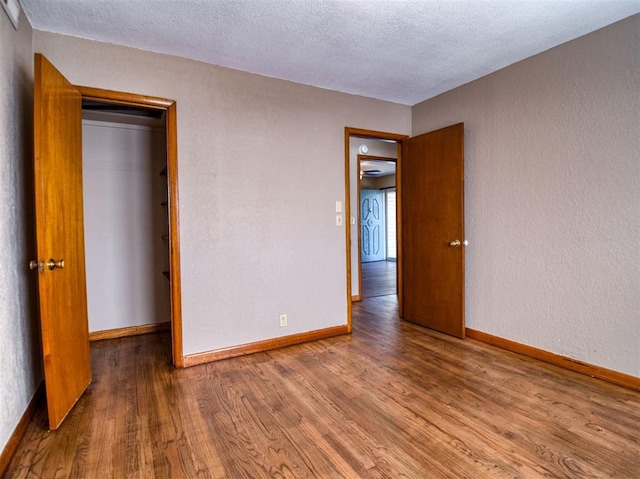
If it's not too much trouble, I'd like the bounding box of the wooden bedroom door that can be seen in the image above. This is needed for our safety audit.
[402,123,465,338]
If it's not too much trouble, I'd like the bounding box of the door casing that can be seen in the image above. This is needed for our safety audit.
[344,128,408,330]
[77,86,184,367]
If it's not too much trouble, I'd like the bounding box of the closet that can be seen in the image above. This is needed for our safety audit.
[81,103,170,333]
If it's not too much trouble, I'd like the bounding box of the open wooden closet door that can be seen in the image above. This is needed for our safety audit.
[33,53,92,429]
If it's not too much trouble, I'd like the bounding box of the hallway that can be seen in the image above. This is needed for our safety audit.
[361,260,396,298]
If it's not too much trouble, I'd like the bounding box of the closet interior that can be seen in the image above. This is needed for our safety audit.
[81,101,170,334]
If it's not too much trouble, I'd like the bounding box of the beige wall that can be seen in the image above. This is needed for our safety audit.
[33,31,411,356]
[412,15,640,376]
[359,174,396,190]
[0,5,40,455]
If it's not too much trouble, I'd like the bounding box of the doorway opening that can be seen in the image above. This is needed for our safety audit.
[77,87,183,367]
[345,124,466,337]
[359,156,397,299]
[82,103,170,336]
[344,128,408,330]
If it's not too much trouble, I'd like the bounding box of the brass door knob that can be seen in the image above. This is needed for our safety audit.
[29,260,44,271]
[449,240,468,247]
[46,258,65,270]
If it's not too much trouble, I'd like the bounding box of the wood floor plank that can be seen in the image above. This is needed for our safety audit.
[5,296,640,478]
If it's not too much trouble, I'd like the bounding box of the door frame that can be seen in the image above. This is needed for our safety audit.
[357,155,397,299]
[344,128,408,330]
[77,86,184,367]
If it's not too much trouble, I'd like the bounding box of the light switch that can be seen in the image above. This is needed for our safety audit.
[336,214,343,226]
[335,201,342,213]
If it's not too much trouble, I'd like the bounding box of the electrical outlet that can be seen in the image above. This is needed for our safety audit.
[279,313,288,327]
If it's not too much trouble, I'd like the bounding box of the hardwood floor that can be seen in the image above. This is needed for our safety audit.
[5,296,640,478]
[361,260,396,298]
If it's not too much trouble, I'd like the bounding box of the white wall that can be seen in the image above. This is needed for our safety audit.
[348,139,398,296]
[33,31,411,356]
[412,15,640,377]
[0,5,41,456]
[82,116,170,332]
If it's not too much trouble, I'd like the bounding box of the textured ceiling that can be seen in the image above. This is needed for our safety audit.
[19,0,640,106]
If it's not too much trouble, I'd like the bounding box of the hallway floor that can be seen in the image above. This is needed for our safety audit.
[361,260,396,298]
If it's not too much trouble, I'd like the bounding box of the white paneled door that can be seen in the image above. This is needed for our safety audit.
[361,189,386,263]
